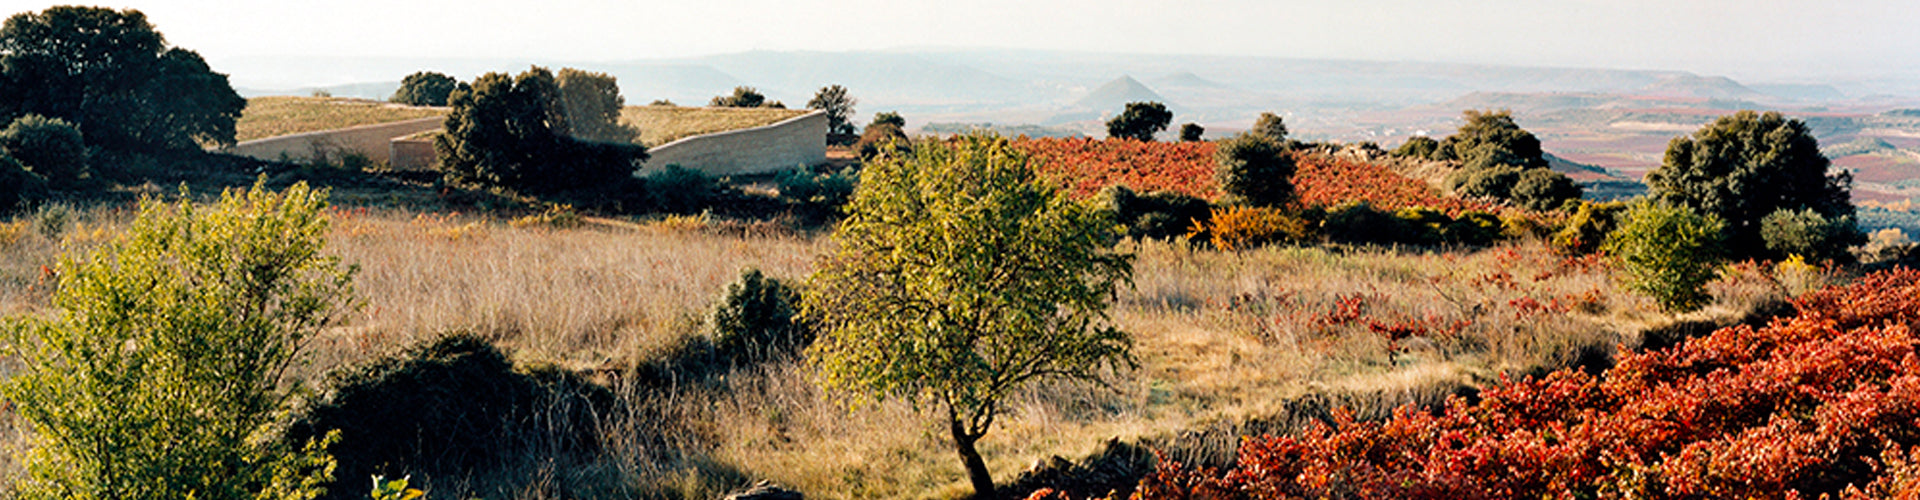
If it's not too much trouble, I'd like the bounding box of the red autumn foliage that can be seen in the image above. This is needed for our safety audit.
[1117,268,1920,499]
[1009,138,1501,217]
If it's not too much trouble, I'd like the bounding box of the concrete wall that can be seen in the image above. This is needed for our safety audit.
[224,116,444,165]
[390,137,437,171]
[639,110,826,177]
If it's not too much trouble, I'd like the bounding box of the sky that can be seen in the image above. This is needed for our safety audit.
[3,0,1916,82]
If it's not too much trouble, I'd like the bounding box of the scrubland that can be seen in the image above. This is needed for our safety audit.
[0,199,1829,499]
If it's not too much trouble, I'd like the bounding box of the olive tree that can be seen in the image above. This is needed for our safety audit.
[1,180,353,500]
[804,134,1133,498]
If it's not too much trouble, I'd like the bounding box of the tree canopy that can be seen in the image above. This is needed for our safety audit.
[555,68,640,144]
[1214,134,1295,207]
[805,134,1133,498]
[710,86,782,108]
[435,67,645,197]
[807,84,858,146]
[1645,110,1852,254]
[1107,101,1172,141]
[389,71,459,107]
[1251,112,1288,144]
[1179,123,1204,142]
[1439,109,1580,211]
[0,6,245,151]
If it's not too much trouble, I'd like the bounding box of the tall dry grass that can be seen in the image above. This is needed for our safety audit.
[0,202,1840,500]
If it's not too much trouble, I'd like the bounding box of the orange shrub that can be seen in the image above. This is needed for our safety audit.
[1188,206,1310,251]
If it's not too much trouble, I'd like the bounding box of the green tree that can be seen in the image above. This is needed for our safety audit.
[0,152,48,210]
[0,6,245,151]
[556,67,640,143]
[1179,123,1204,142]
[1604,201,1725,312]
[388,71,458,107]
[1215,134,1296,207]
[0,114,86,188]
[1,180,352,500]
[808,84,859,146]
[710,86,773,108]
[1645,110,1853,255]
[1760,207,1862,263]
[1392,135,1440,159]
[1439,109,1545,166]
[1106,101,1172,141]
[804,134,1134,498]
[1512,168,1581,212]
[435,67,646,196]
[1251,112,1288,143]
[871,111,905,129]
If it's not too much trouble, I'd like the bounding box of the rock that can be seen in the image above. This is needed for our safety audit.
[723,480,803,500]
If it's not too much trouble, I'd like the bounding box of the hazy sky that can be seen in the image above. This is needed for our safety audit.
[6,0,1916,81]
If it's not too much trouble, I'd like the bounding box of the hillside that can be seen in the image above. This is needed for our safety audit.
[235,97,446,142]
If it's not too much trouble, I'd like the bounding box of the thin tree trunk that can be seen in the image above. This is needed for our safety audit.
[951,415,996,499]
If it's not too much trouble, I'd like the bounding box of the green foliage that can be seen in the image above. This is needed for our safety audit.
[0,114,87,188]
[871,111,905,130]
[1179,123,1204,142]
[1439,109,1545,167]
[0,6,245,151]
[855,122,909,160]
[710,86,777,108]
[1391,136,1439,159]
[775,166,856,210]
[434,67,646,196]
[808,84,859,146]
[1646,110,1853,255]
[1761,207,1863,263]
[556,68,640,143]
[0,180,354,500]
[1106,101,1173,141]
[1322,202,1413,246]
[646,164,718,214]
[1442,211,1504,247]
[1604,201,1726,312]
[804,133,1134,497]
[1512,168,1582,212]
[388,71,458,107]
[0,152,48,211]
[1099,185,1212,240]
[1551,200,1629,255]
[368,476,423,500]
[1448,162,1524,200]
[286,332,611,500]
[1250,112,1288,143]
[1213,134,1296,207]
[707,268,809,364]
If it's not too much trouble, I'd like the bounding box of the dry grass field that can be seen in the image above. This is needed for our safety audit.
[236,96,447,142]
[622,106,809,147]
[0,198,1829,499]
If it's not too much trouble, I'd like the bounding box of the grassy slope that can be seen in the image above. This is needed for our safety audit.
[236,97,447,142]
[623,105,808,147]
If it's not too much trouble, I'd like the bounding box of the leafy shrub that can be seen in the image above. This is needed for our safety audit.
[389,71,458,106]
[1191,205,1311,250]
[1391,135,1439,159]
[1125,268,1920,500]
[707,267,808,364]
[1107,102,1173,141]
[1511,168,1581,212]
[1099,185,1212,240]
[0,153,48,211]
[1178,123,1203,142]
[1321,202,1413,246]
[775,166,857,210]
[1213,134,1295,207]
[285,332,612,500]
[1761,207,1863,263]
[856,122,910,160]
[1447,161,1524,200]
[1441,210,1503,246]
[0,114,87,188]
[646,164,718,214]
[1550,200,1628,255]
[1250,112,1288,144]
[1604,201,1725,312]
[1,180,351,500]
